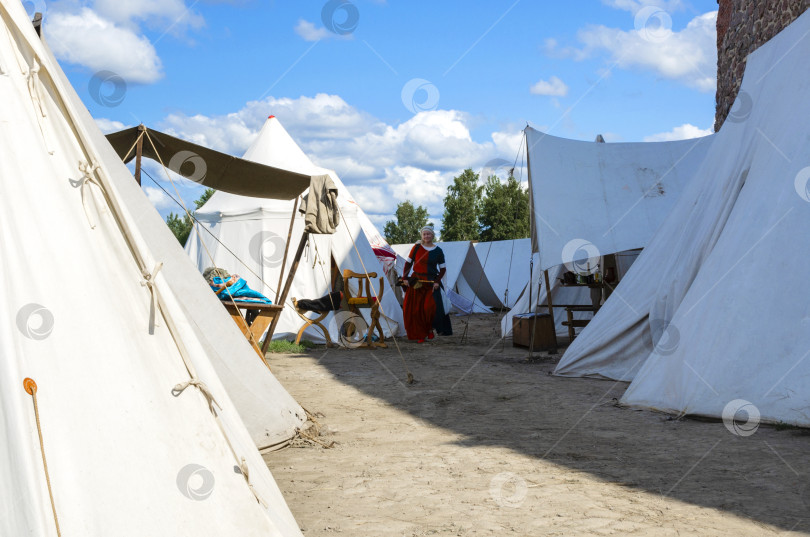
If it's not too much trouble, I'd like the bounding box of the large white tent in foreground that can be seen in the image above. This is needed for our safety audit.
[186,116,405,343]
[0,1,302,534]
[558,10,810,426]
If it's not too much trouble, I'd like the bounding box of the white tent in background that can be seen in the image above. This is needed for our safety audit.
[393,241,496,313]
[0,2,302,534]
[186,116,404,343]
[557,10,810,426]
[474,239,531,309]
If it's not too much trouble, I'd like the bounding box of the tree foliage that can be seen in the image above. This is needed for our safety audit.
[479,174,530,241]
[166,188,216,246]
[440,168,483,241]
[384,201,433,244]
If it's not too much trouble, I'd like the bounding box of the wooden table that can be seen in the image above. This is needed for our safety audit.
[221,300,283,360]
[562,305,601,341]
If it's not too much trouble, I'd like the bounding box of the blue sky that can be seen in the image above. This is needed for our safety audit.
[37,0,719,230]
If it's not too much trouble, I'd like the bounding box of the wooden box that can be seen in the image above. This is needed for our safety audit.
[512,313,557,351]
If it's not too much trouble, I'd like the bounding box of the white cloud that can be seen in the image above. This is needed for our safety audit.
[553,11,717,92]
[47,7,163,83]
[530,76,569,97]
[143,186,174,209]
[94,118,127,134]
[294,19,350,41]
[643,123,713,142]
[600,0,685,15]
[92,0,205,32]
[152,94,524,226]
[583,12,716,91]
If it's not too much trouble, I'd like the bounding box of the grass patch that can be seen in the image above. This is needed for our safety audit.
[263,339,317,354]
[774,421,803,431]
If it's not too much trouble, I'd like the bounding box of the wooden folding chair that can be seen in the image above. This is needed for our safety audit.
[342,269,387,348]
[292,298,335,348]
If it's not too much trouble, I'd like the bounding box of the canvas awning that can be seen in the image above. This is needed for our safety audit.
[106,125,312,199]
[526,127,715,272]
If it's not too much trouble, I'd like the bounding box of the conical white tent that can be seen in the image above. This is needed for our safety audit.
[558,10,810,426]
[0,2,302,534]
[186,117,404,343]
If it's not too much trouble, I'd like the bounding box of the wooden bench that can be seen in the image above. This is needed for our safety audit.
[221,300,283,360]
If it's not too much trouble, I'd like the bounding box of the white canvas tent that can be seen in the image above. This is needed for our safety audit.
[393,241,497,313]
[0,2,303,534]
[186,117,404,344]
[526,127,714,272]
[502,102,714,344]
[474,239,532,309]
[556,10,810,426]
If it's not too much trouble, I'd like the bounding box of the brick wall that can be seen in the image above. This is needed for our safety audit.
[715,0,810,131]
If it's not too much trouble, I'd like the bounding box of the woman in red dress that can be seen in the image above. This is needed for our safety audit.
[401,227,452,342]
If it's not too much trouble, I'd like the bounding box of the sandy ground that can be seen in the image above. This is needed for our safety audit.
[264,314,810,536]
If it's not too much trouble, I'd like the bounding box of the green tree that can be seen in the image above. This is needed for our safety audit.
[441,168,483,241]
[479,174,530,241]
[384,201,433,244]
[165,188,216,246]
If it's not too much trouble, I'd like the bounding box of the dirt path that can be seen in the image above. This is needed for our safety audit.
[264,314,810,536]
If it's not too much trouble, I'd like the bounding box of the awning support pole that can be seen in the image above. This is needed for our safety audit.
[262,232,309,353]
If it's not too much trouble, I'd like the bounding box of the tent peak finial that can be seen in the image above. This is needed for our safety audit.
[268,115,275,119]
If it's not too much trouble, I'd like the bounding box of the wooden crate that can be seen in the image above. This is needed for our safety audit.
[512,313,557,351]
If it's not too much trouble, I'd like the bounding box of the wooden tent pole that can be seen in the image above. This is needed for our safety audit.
[262,232,309,353]
[134,125,145,186]
[543,269,555,326]
[275,196,299,303]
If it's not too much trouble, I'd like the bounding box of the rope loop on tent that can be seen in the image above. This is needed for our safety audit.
[23,378,62,537]
[25,57,54,154]
[78,160,103,229]
[140,262,164,333]
[239,457,269,508]
[26,59,46,118]
[172,378,221,414]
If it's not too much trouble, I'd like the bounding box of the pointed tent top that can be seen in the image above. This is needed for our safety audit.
[243,115,325,175]
[268,114,275,119]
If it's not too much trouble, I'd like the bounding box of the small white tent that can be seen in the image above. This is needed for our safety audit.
[186,117,404,344]
[558,10,810,426]
[0,1,302,534]
[474,239,531,309]
[393,241,496,313]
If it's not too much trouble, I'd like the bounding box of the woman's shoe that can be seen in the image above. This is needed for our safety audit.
[427,332,435,340]
[417,339,425,343]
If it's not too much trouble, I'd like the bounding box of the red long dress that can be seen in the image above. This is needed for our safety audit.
[402,244,447,341]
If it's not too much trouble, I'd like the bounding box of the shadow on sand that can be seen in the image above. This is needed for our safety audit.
[308,313,810,533]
